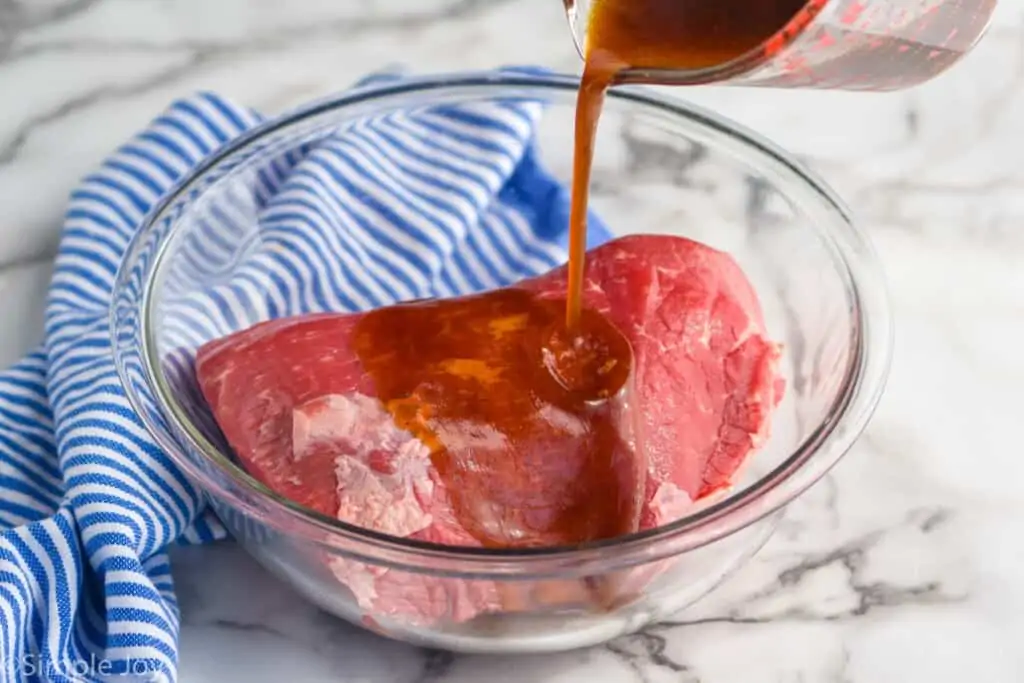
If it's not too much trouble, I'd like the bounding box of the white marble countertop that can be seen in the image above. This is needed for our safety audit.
[2,1,1023,681]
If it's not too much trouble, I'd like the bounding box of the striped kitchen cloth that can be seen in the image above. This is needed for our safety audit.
[0,69,613,682]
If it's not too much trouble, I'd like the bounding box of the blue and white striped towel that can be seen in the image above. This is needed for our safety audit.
[0,69,612,682]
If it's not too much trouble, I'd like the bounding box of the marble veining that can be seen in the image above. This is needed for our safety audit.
[1,0,1023,681]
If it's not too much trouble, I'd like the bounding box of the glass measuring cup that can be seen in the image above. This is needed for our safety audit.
[564,0,999,90]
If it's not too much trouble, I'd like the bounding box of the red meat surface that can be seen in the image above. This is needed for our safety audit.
[195,234,783,625]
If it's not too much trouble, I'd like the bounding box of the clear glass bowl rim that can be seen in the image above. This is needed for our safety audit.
[114,70,893,573]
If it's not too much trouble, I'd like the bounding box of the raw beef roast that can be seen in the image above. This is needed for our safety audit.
[195,234,783,625]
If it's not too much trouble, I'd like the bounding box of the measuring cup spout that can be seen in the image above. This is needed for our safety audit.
[563,0,998,91]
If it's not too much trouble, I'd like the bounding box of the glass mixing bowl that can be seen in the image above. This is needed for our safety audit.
[111,71,892,653]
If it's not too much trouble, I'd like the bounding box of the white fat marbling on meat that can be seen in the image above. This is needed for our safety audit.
[293,393,436,537]
[298,392,506,626]
[650,482,694,527]
[334,456,433,538]
[292,393,377,460]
